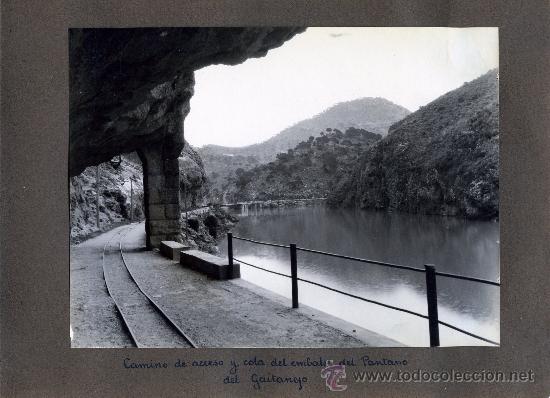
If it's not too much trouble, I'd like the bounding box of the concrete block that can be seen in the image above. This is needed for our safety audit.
[180,250,240,280]
[160,241,190,261]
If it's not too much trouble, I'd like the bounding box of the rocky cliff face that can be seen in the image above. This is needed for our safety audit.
[69,28,305,176]
[70,28,304,247]
[70,142,209,243]
[328,69,499,219]
[180,207,239,254]
[70,155,144,243]
[179,144,209,209]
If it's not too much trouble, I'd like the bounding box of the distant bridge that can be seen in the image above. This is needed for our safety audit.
[181,198,327,217]
[220,197,327,207]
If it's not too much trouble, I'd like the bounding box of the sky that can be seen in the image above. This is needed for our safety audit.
[185,27,498,148]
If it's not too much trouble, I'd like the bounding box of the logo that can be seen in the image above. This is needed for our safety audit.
[321,360,348,392]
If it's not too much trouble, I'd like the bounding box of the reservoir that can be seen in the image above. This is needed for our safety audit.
[219,204,500,347]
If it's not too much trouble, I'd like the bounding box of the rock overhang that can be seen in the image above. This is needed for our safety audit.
[69,27,306,176]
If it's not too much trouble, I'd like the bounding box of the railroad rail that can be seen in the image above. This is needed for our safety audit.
[101,225,197,348]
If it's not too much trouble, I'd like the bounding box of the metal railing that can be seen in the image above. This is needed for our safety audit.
[227,232,500,347]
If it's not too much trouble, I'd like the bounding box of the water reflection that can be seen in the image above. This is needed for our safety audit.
[219,204,500,346]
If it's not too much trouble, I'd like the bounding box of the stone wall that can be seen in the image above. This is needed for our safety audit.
[139,143,181,248]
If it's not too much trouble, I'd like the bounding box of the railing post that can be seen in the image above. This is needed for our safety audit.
[290,243,299,308]
[227,233,234,276]
[424,264,440,347]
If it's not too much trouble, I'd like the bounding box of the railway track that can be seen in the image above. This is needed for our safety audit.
[101,225,197,348]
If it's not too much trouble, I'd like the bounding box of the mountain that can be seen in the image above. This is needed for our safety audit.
[199,152,261,203]
[224,127,382,202]
[328,69,499,219]
[198,97,410,163]
[198,97,409,202]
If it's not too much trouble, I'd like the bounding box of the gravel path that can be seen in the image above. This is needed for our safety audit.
[102,227,191,348]
[71,222,401,348]
[70,226,134,348]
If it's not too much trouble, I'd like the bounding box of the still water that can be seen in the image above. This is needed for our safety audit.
[219,204,500,347]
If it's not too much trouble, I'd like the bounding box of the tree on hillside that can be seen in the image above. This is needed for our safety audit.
[321,151,338,173]
[276,152,290,162]
[235,168,252,189]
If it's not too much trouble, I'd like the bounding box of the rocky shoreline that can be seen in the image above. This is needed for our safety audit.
[179,199,327,254]
[180,206,239,254]
[236,198,327,209]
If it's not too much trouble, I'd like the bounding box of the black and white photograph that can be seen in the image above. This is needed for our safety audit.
[69,27,500,348]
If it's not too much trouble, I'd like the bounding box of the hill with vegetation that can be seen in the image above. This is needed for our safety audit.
[198,97,409,163]
[198,97,409,201]
[198,152,260,203]
[224,127,382,202]
[328,69,499,219]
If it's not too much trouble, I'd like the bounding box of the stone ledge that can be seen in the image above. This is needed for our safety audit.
[160,240,190,262]
[180,250,240,280]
